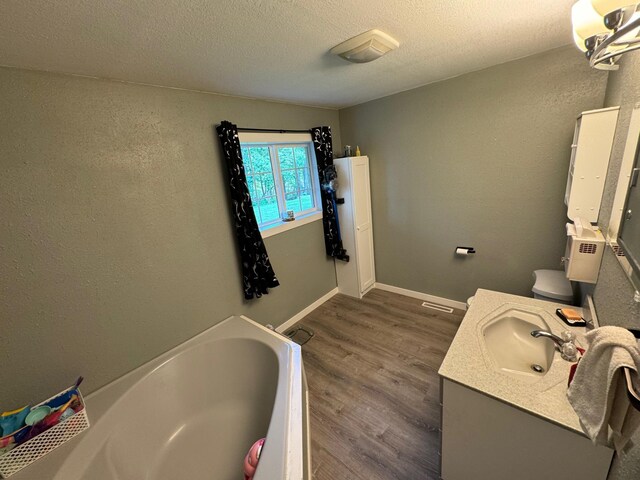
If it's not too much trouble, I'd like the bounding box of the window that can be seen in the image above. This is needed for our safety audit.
[239,132,322,237]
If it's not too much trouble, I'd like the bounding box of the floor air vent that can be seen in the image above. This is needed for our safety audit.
[284,325,315,346]
[421,301,454,314]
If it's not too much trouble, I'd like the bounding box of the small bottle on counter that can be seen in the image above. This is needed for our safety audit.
[355,145,361,156]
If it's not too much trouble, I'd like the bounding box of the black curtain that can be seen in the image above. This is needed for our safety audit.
[216,121,279,299]
[311,126,348,261]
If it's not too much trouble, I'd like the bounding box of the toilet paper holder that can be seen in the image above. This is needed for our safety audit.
[455,246,476,256]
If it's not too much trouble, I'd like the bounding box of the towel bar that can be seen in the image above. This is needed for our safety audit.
[623,367,640,411]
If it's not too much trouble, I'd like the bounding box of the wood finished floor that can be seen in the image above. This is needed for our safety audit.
[298,289,464,480]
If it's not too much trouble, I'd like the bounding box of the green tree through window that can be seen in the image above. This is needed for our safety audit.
[240,142,319,230]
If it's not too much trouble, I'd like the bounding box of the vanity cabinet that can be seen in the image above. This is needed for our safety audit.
[565,106,619,223]
[440,379,613,480]
[334,156,375,298]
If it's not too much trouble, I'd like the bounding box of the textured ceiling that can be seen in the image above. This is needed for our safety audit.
[0,0,575,108]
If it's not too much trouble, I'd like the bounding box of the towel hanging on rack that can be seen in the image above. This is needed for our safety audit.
[567,326,640,452]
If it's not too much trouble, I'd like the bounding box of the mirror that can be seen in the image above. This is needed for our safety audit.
[619,162,640,275]
[607,104,640,288]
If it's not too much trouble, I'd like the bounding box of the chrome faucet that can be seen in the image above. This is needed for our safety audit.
[531,330,577,361]
[530,330,566,349]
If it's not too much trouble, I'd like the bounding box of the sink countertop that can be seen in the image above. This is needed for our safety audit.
[439,288,588,435]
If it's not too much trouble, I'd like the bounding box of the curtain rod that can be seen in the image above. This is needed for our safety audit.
[236,127,311,134]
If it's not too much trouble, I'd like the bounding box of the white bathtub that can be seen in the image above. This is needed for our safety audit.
[14,316,307,480]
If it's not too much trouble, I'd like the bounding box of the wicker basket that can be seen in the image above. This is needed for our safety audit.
[0,387,90,478]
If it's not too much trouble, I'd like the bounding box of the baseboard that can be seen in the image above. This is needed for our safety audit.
[276,284,464,333]
[276,287,339,333]
[374,282,467,311]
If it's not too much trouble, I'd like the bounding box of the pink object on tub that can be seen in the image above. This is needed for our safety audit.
[243,438,265,480]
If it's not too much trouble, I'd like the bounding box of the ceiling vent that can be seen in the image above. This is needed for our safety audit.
[330,29,399,63]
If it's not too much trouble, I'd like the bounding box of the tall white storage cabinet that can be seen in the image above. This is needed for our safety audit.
[565,106,619,223]
[334,156,375,298]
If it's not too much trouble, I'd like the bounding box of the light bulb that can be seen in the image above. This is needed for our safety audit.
[572,0,608,39]
[590,0,636,16]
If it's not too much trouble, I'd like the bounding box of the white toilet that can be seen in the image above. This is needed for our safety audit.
[531,269,574,304]
[466,269,573,309]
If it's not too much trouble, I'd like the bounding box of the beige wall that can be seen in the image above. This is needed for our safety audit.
[591,52,640,480]
[339,47,608,302]
[0,67,340,407]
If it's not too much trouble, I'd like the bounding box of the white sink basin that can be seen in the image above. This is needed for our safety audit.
[481,308,556,382]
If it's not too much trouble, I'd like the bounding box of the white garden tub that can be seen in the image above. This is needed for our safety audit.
[13,316,307,480]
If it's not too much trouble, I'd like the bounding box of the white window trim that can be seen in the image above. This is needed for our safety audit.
[260,211,323,239]
[238,132,312,144]
[239,131,324,238]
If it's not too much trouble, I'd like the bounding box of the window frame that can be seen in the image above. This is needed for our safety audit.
[238,132,323,238]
